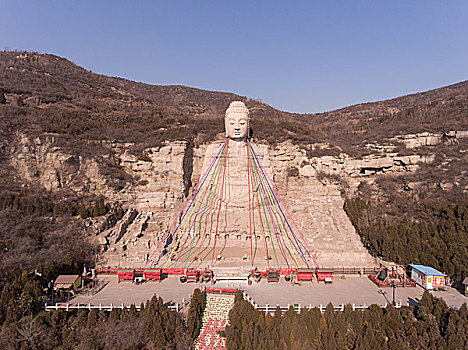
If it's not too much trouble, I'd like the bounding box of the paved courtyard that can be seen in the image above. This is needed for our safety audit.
[244,276,466,309]
[71,275,467,309]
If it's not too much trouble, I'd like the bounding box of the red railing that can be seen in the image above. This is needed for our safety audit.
[278,268,294,276]
[316,272,333,281]
[97,266,389,284]
[143,269,162,280]
[162,268,185,275]
[117,271,134,280]
[297,273,314,281]
[368,274,416,287]
[96,267,119,274]
[206,287,239,294]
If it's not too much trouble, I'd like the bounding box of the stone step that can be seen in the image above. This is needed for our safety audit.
[194,294,235,350]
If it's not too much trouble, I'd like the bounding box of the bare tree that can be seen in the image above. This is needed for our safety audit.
[16,316,46,349]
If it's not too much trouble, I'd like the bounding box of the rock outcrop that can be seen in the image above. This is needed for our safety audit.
[312,153,435,179]
[10,130,467,268]
[10,134,187,208]
[392,130,468,148]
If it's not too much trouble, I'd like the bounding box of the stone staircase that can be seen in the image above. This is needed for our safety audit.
[194,293,235,350]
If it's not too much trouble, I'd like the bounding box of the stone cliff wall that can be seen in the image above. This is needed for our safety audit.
[9,130,466,268]
[392,130,468,148]
[10,134,187,208]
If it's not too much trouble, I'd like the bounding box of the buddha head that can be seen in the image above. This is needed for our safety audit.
[225,101,250,140]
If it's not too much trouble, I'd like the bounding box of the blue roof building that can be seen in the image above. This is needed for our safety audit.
[409,264,446,290]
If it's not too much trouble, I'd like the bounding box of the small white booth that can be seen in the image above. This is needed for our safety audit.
[409,264,446,290]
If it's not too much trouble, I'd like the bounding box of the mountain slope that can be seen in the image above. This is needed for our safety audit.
[0,51,467,283]
[1,50,467,154]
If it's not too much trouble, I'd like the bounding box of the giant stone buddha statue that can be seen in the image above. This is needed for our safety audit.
[200,101,272,236]
[224,101,250,140]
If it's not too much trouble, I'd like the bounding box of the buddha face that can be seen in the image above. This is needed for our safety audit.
[225,112,249,139]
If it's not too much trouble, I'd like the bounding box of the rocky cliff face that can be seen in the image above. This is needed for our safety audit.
[10,134,187,206]
[392,130,468,148]
[312,130,468,183]
[10,129,466,268]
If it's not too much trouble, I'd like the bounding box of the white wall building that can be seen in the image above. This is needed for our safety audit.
[410,264,446,290]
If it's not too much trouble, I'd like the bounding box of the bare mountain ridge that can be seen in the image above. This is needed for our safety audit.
[0,51,282,119]
[311,80,468,150]
[1,50,467,152]
[316,79,468,116]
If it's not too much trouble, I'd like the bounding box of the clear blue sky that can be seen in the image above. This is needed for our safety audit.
[1,1,467,113]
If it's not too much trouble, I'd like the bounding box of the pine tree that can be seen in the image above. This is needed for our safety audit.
[187,288,205,339]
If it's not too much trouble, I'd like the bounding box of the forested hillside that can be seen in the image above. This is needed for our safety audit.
[224,292,468,350]
[0,267,206,349]
[342,138,468,285]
